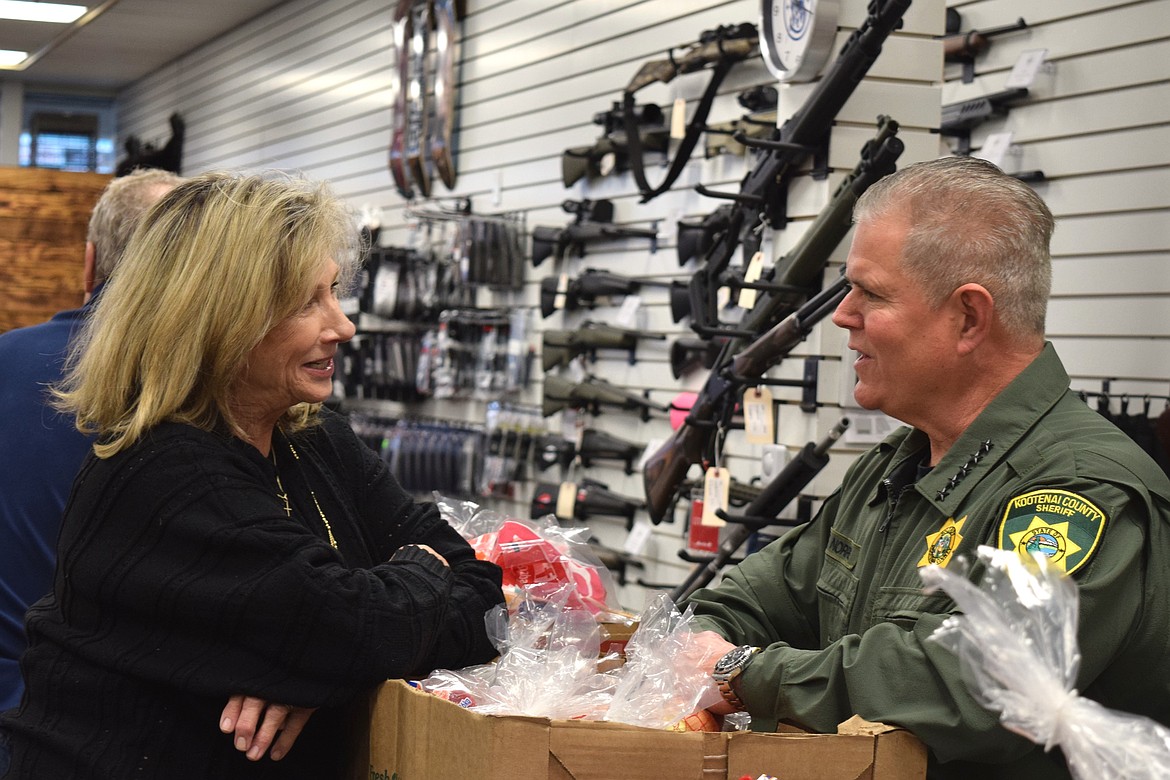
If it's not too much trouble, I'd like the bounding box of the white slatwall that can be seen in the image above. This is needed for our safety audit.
[117,0,1168,610]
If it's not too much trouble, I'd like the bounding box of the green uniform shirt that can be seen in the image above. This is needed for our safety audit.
[687,344,1170,778]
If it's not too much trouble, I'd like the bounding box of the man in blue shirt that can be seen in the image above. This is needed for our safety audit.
[0,168,182,771]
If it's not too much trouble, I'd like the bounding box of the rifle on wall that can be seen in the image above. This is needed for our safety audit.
[562,102,669,187]
[541,321,666,371]
[681,0,912,335]
[641,118,905,522]
[543,374,668,420]
[539,269,670,319]
[531,199,658,267]
[621,22,760,203]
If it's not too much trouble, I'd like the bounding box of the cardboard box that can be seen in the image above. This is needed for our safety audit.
[355,679,927,780]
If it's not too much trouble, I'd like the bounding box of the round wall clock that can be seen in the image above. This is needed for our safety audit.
[760,0,840,82]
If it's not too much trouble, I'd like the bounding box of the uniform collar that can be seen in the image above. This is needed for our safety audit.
[917,342,1068,514]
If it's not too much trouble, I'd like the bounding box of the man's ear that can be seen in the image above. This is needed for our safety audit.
[83,242,97,301]
[953,283,995,356]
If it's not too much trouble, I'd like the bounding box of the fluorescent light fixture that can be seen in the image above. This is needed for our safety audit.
[0,49,29,66]
[0,1,88,24]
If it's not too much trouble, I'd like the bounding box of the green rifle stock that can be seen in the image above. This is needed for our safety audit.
[562,102,668,187]
[541,320,665,371]
[542,373,668,419]
[641,118,905,523]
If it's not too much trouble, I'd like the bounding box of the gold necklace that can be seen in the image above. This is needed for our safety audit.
[272,439,339,550]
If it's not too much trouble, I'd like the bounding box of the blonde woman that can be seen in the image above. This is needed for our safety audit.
[2,172,503,779]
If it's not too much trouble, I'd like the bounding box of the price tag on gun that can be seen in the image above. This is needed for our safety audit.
[743,386,774,445]
[701,466,730,527]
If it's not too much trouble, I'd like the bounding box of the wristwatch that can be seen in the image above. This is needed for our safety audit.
[712,645,760,711]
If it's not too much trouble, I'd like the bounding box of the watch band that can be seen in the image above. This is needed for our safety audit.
[713,645,760,711]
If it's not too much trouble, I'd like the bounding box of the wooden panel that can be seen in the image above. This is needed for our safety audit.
[0,166,109,333]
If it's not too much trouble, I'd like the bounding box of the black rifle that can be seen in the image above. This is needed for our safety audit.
[541,320,666,371]
[531,199,658,267]
[676,204,735,267]
[670,336,725,379]
[542,373,668,419]
[579,428,645,474]
[562,102,669,187]
[539,268,669,319]
[682,0,911,336]
[530,478,644,529]
[670,419,848,601]
[641,120,904,523]
[940,87,1030,155]
[621,22,760,203]
[533,428,646,475]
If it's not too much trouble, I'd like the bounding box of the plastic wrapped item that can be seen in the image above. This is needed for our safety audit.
[921,545,1170,779]
[417,588,721,730]
[434,494,622,616]
[420,583,616,721]
[603,593,723,729]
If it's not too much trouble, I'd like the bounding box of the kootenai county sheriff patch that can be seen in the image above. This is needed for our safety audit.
[996,489,1106,575]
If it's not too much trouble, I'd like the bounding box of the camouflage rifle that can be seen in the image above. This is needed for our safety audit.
[541,320,666,371]
[621,22,760,202]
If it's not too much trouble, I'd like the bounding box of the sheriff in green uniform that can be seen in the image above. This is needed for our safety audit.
[686,157,1170,779]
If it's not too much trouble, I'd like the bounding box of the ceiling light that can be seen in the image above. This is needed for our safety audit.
[0,49,29,66]
[0,1,87,24]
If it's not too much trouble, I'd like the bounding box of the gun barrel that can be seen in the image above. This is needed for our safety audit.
[670,419,848,602]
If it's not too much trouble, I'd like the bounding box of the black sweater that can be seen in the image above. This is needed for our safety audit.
[2,409,503,778]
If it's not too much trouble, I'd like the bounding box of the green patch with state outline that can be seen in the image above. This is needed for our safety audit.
[996,489,1106,575]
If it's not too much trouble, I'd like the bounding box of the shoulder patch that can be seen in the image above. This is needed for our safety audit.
[996,489,1107,575]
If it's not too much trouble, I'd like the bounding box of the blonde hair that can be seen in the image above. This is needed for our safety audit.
[853,156,1054,340]
[57,170,363,457]
[87,167,185,283]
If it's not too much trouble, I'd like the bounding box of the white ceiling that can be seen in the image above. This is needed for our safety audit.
[0,0,292,93]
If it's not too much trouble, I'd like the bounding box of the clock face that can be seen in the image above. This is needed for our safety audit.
[761,0,840,82]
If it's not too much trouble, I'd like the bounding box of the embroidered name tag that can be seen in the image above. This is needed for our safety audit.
[996,489,1106,575]
[826,528,860,570]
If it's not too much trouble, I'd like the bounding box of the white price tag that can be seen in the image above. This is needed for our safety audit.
[737,251,766,310]
[553,271,569,312]
[623,519,654,556]
[975,131,1014,168]
[743,387,775,444]
[701,466,730,527]
[556,481,578,520]
[1004,48,1048,89]
[616,294,642,328]
[670,98,687,140]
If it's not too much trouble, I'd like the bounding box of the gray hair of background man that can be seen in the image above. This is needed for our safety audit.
[852,156,1055,341]
[87,168,185,285]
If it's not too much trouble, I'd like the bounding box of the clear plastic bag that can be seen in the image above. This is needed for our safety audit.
[418,588,722,729]
[921,545,1170,779]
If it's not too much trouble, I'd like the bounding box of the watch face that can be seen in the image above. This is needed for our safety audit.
[714,645,754,674]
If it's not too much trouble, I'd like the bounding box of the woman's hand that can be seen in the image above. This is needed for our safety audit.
[402,543,449,567]
[220,694,316,761]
